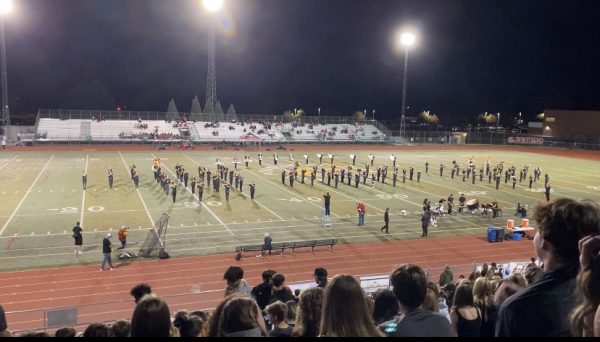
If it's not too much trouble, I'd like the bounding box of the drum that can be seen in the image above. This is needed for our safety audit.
[466,199,479,210]
[521,218,529,228]
[507,219,515,229]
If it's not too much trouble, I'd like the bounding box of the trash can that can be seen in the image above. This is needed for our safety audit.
[487,227,498,243]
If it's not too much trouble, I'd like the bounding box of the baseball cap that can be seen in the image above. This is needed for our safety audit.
[106,233,112,238]
[441,283,456,293]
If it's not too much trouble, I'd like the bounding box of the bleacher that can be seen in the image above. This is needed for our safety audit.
[36,118,87,141]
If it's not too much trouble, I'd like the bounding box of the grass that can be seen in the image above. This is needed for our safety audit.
[0,148,598,271]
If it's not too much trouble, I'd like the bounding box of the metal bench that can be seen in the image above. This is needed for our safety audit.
[234,242,288,258]
[289,239,338,254]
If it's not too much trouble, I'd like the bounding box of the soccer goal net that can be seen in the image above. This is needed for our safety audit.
[138,213,169,258]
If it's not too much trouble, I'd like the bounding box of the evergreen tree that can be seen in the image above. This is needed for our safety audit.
[226,103,237,115]
[191,96,202,121]
[167,98,179,120]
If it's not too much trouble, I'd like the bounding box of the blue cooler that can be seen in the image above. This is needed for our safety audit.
[487,227,498,243]
[513,232,523,241]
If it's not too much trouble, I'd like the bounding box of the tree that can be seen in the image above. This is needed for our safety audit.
[420,110,440,124]
[226,103,237,115]
[353,111,366,122]
[478,112,497,125]
[167,98,179,120]
[283,109,304,122]
[191,96,202,114]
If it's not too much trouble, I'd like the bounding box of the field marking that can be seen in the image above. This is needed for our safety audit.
[0,155,17,171]
[0,155,55,236]
[80,154,89,225]
[154,153,234,236]
[118,152,156,230]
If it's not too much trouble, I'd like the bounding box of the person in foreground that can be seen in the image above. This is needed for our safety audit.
[495,198,600,337]
[379,264,455,337]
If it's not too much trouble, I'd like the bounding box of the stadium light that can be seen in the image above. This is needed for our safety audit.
[0,0,12,129]
[202,0,224,13]
[396,30,418,138]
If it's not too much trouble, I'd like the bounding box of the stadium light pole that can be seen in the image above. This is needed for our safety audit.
[0,0,12,129]
[202,0,224,118]
[318,107,321,124]
[397,31,416,138]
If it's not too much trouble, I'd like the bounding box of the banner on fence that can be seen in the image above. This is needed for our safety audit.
[507,136,544,145]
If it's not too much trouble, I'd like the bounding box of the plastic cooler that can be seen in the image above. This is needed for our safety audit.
[513,233,523,241]
[521,218,529,227]
[487,227,498,243]
[507,219,515,229]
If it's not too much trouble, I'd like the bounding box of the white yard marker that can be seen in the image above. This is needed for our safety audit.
[0,155,54,236]
[118,151,156,228]
[80,154,89,226]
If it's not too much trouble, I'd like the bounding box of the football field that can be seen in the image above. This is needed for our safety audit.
[0,147,599,271]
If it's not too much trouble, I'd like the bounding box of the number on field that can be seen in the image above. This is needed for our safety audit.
[464,191,487,196]
[60,207,78,214]
[525,188,544,193]
[290,198,303,202]
[259,166,277,176]
[376,194,392,199]
[207,201,222,206]
[184,202,200,208]
[87,206,105,212]
[307,197,321,202]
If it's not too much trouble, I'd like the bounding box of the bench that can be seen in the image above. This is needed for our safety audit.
[235,243,289,258]
[234,239,338,258]
[289,239,338,254]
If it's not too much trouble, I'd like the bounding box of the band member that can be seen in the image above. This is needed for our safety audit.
[274,153,278,165]
[289,172,294,187]
[301,168,306,183]
[191,176,196,194]
[440,163,444,177]
[289,152,294,161]
[258,153,263,166]
[224,183,230,201]
[425,161,429,174]
[529,175,533,189]
[329,154,334,164]
[249,182,256,199]
[133,170,139,189]
[545,183,551,201]
[381,208,390,234]
[239,176,244,192]
[318,153,323,164]
[197,182,204,201]
[350,154,356,165]
[171,181,177,203]
[281,169,286,184]
[323,192,331,217]
[82,172,87,190]
[245,156,250,168]
[417,170,421,183]
[393,169,398,187]
[368,153,375,166]
[108,168,114,189]
[304,154,309,165]
[311,171,316,186]
[334,172,339,188]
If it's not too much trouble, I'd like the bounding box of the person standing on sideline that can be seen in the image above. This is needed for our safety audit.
[72,221,83,255]
[82,172,87,190]
[323,192,331,218]
[249,182,256,199]
[260,233,272,257]
[421,210,431,237]
[1,136,5,150]
[425,161,429,174]
[100,233,115,271]
[107,168,114,189]
[117,226,129,249]
[381,208,390,234]
[357,201,366,226]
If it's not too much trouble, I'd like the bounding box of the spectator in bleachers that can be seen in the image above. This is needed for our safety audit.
[251,269,277,311]
[19,331,51,337]
[292,287,324,337]
[130,295,174,337]
[217,296,267,337]
[493,273,526,306]
[523,263,543,285]
[268,273,295,305]
[473,277,498,337]
[372,289,399,325]
[285,300,298,328]
[130,283,153,304]
[439,265,454,287]
[379,264,455,337]
[314,267,328,288]
[54,327,76,337]
[450,281,481,337]
[111,320,131,337]
[0,304,10,337]
[265,301,294,337]
[379,264,456,337]
[422,286,440,314]
[441,283,456,309]
[569,235,600,337]
[223,266,252,297]
[495,198,600,337]
[174,313,204,337]
[319,274,383,337]
[83,323,111,337]
[207,293,244,337]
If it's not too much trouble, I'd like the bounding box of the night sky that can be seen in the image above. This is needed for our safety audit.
[4,0,600,125]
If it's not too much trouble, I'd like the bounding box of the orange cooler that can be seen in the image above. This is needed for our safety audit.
[507,219,515,229]
[521,219,529,228]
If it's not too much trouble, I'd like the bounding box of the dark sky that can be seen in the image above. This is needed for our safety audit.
[5,0,600,124]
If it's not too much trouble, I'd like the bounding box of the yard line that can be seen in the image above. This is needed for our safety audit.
[0,155,17,171]
[80,154,89,225]
[0,155,54,236]
[154,153,234,236]
[182,154,285,221]
[118,152,155,227]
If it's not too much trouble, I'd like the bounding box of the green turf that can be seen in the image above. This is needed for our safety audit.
[0,148,598,271]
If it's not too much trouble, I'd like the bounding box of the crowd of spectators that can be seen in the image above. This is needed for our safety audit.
[2,198,598,337]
